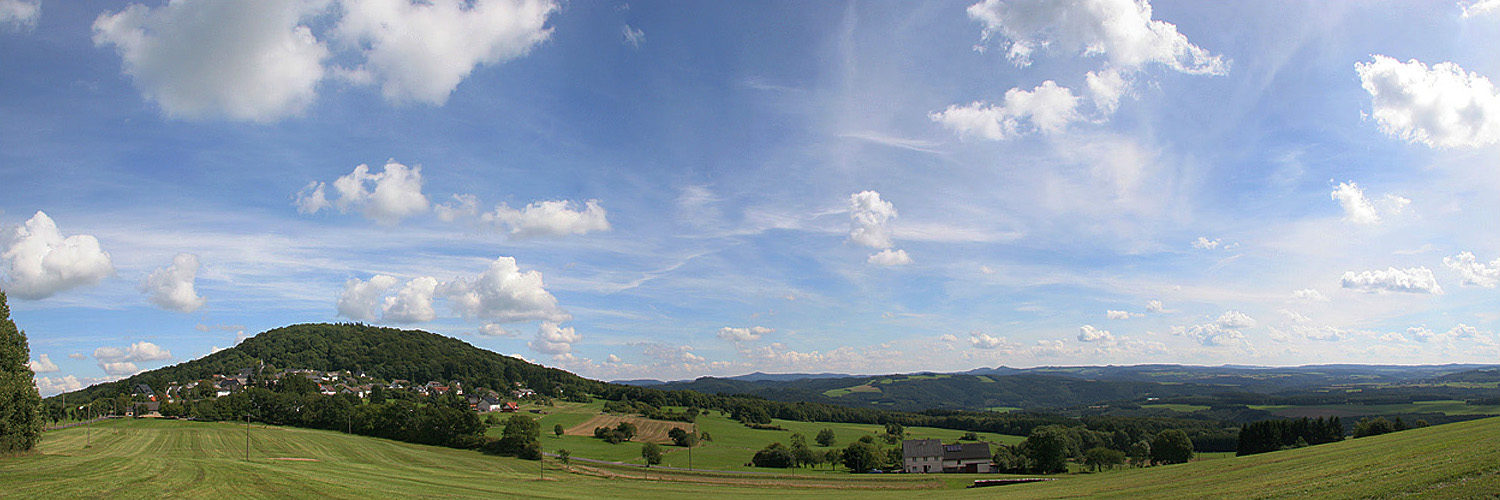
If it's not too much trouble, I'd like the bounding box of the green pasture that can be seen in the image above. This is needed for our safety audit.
[4,416,1499,499]
[495,401,1023,472]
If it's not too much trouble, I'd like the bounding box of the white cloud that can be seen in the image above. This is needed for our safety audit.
[718,326,773,342]
[1381,194,1411,215]
[1279,309,1311,324]
[848,191,898,249]
[94,341,171,375]
[640,343,703,364]
[334,0,558,105]
[440,256,569,323]
[141,253,207,313]
[527,321,580,355]
[1106,310,1140,320]
[336,274,400,321]
[939,334,960,342]
[945,0,1227,135]
[483,200,611,237]
[867,249,913,266]
[1291,288,1329,302]
[1341,267,1444,294]
[605,354,623,364]
[970,332,1018,349]
[0,0,39,28]
[622,24,644,48]
[297,160,430,225]
[92,0,329,122]
[1330,181,1381,224]
[1443,251,1500,287]
[1172,311,1254,346]
[966,0,1228,75]
[27,353,58,373]
[381,276,439,323]
[1145,300,1165,313]
[1463,0,1500,17]
[930,81,1082,140]
[1215,310,1256,329]
[1192,237,1221,250]
[67,353,86,360]
[1,211,115,300]
[477,322,516,337]
[1356,55,1500,148]
[435,194,480,222]
[1077,324,1114,342]
[34,375,85,396]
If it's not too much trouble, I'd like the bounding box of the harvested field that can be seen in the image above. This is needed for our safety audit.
[563,414,689,443]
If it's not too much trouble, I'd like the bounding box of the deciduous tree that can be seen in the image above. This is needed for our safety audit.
[0,292,43,453]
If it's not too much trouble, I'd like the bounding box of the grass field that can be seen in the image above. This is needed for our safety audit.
[499,401,1024,472]
[5,416,1500,499]
[1141,403,1211,412]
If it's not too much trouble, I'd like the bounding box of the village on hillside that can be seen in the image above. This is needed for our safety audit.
[104,365,538,419]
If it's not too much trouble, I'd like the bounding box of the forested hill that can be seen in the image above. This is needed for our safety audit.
[58,323,604,404]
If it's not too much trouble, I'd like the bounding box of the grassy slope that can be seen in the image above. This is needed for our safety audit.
[4,417,1499,499]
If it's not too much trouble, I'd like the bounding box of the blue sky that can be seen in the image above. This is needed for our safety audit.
[3,0,1498,395]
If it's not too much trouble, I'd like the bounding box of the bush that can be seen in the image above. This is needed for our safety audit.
[1151,429,1194,465]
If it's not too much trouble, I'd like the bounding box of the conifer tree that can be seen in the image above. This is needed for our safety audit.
[1,291,44,453]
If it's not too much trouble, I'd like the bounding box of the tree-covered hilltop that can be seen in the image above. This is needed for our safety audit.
[58,323,605,405]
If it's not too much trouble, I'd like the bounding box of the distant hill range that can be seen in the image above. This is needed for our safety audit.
[55,323,1498,418]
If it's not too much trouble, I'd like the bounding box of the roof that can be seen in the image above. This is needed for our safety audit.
[943,442,992,461]
[903,439,944,458]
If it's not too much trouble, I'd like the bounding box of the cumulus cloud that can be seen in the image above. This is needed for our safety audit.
[477,322,516,337]
[1279,309,1311,324]
[336,274,399,321]
[1356,55,1500,148]
[527,321,580,355]
[943,0,1228,139]
[848,191,898,249]
[1077,324,1114,342]
[483,200,611,237]
[34,375,86,397]
[930,81,1082,139]
[970,332,1017,349]
[1215,310,1256,329]
[1,211,115,300]
[141,253,207,313]
[1443,251,1500,287]
[68,353,86,360]
[939,334,960,343]
[94,341,172,375]
[605,354,623,364]
[1192,237,1222,250]
[966,0,1228,74]
[1291,288,1329,302]
[1463,0,1500,17]
[434,194,481,222]
[718,326,773,342]
[92,0,329,122]
[0,0,39,28]
[1172,311,1254,346]
[334,0,558,105]
[381,276,439,323]
[1269,324,1349,343]
[1341,267,1443,294]
[441,256,570,323]
[867,249,913,266]
[1145,300,1165,313]
[621,24,644,48]
[640,343,704,364]
[1330,181,1381,224]
[296,160,430,225]
[27,354,58,373]
[1106,310,1140,320]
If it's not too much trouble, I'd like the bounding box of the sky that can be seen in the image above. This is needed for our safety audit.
[2,0,1498,396]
